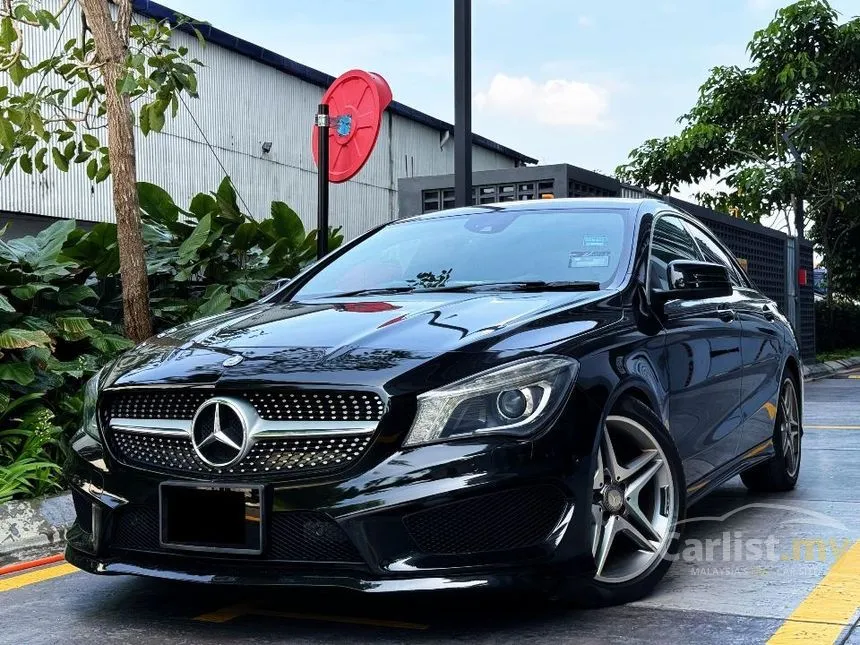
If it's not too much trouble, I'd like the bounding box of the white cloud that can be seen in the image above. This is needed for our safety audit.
[474,73,610,127]
[577,15,594,28]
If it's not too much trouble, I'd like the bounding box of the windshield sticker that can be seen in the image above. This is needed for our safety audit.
[583,235,608,247]
[569,251,610,268]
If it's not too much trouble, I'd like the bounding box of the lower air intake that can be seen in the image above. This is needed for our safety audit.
[110,506,362,564]
[403,485,567,555]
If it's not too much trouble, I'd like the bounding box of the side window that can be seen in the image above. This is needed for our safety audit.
[684,222,745,288]
[649,215,701,291]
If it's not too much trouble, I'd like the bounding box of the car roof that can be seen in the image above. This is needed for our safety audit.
[398,197,669,224]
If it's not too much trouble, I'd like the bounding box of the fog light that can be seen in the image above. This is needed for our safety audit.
[497,390,528,419]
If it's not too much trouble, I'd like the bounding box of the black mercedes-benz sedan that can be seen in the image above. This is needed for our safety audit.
[65,198,803,606]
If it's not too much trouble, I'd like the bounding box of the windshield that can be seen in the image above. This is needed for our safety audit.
[293,207,632,299]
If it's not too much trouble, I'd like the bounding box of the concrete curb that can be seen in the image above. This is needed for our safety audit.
[802,355,860,381]
[3,354,860,562]
[0,491,74,563]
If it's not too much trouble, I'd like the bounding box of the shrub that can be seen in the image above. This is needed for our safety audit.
[0,179,340,501]
[0,220,133,502]
[815,296,860,354]
[139,178,343,328]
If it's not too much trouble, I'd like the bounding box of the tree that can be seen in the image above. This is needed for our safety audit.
[0,0,203,340]
[616,0,860,298]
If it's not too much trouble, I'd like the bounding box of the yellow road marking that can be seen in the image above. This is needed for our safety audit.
[194,603,428,630]
[805,425,860,430]
[767,540,860,644]
[848,375,860,379]
[0,563,79,593]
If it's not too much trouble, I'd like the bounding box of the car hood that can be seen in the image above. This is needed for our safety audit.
[106,291,616,390]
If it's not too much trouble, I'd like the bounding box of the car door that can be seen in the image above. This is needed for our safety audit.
[683,221,784,455]
[649,214,744,486]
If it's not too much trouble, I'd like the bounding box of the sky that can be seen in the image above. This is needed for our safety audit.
[162,0,857,199]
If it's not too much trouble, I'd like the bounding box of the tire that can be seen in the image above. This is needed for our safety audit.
[740,372,801,492]
[573,397,686,608]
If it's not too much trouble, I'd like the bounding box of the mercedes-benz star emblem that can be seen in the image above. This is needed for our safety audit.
[222,355,244,367]
[191,398,248,468]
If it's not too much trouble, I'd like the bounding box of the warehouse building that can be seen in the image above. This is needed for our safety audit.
[0,0,535,240]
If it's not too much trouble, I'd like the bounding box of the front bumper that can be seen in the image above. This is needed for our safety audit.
[65,428,598,591]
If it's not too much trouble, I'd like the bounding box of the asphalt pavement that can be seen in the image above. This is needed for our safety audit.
[1,374,858,645]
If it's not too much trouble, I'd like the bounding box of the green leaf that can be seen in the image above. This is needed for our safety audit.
[82,134,99,151]
[196,290,231,317]
[88,332,134,354]
[0,328,52,350]
[34,148,47,172]
[51,147,68,172]
[10,283,58,300]
[189,192,217,219]
[0,118,14,148]
[138,182,179,224]
[0,362,35,386]
[148,100,166,132]
[178,213,211,263]
[270,201,306,246]
[230,221,258,251]
[94,159,110,183]
[18,154,31,174]
[0,293,15,312]
[215,177,241,220]
[86,157,97,180]
[230,283,259,301]
[8,60,26,86]
[57,284,98,306]
[0,17,16,47]
[139,104,151,136]
[55,317,93,338]
[117,73,136,95]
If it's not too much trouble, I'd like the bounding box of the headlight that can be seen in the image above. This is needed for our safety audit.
[82,367,104,440]
[403,355,579,447]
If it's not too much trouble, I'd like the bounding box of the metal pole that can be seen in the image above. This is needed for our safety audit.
[316,103,330,260]
[454,0,472,208]
[782,129,804,333]
[794,171,804,332]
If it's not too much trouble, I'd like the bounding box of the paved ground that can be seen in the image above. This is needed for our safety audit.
[1,374,859,645]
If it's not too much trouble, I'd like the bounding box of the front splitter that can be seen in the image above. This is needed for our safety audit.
[65,545,562,594]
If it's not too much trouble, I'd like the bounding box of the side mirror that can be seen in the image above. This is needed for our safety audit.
[652,260,732,306]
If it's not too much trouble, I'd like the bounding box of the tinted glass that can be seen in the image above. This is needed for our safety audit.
[294,208,630,298]
[684,221,745,287]
[649,215,701,290]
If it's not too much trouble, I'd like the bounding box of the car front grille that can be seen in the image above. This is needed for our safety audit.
[107,430,372,478]
[111,506,363,563]
[100,388,383,479]
[403,485,568,555]
[103,389,385,422]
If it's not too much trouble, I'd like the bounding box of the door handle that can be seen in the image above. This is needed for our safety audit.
[762,304,776,321]
[718,309,736,323]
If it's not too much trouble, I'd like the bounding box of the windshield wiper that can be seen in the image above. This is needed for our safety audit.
[325,286,416,298]
[418,280,602,293]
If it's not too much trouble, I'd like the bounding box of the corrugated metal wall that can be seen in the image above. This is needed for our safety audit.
[0,4,519,240]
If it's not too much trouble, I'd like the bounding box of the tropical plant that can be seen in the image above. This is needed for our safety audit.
[138,178,344,326]
[0,219,133,501]
[0,181,340,501]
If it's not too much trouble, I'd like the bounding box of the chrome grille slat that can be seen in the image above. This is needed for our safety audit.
[105,390,384,422]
